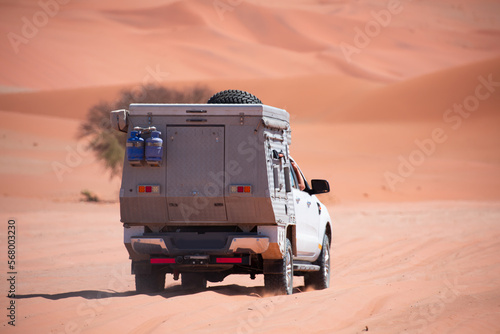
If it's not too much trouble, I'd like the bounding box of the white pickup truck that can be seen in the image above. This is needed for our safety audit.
[111,90,332,295]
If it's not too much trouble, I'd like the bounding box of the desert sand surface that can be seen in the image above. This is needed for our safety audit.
[1,200,500,334]
[1,0,500,333]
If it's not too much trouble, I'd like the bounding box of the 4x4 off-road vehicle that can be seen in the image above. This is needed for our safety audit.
[111,90,332,295]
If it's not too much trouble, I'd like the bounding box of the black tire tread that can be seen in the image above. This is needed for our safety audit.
[264,239,293,295]
[304,235,330,290]
[207,90,262,104]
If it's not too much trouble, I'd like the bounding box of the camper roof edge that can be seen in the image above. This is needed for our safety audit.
[128,103,289,122]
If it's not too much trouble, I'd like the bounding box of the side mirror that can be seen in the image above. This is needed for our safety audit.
[310,179,330,195]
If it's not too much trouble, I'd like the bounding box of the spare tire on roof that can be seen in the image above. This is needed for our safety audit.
[207,90,262,104]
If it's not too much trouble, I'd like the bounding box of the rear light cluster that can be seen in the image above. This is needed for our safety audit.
[230,185,252,194]
[138,185,160,194]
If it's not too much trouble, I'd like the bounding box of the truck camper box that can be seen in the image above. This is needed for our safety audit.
[111,90,332,295]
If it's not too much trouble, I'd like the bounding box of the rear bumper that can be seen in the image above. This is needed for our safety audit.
[130,233,269,256]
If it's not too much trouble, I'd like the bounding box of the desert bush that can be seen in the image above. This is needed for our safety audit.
[81,189,99,202]
[79,84,213,177]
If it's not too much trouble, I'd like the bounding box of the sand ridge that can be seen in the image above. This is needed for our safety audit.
[1,0,500,90]
[0,0,500,333]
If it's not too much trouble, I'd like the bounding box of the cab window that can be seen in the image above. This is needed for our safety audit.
[291,160,309,192]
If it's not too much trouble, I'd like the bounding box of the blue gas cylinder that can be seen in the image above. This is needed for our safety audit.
[126,131,144,165]
[145,131,163,166]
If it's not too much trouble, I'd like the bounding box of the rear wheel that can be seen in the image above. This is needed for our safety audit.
[304,235,330,290]
[181,273,207,290]
[264,239,293,295]
[135,271,165,294]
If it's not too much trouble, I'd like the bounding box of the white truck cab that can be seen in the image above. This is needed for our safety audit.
[111,90,332,295]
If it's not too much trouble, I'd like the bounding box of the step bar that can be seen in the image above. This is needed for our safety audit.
[293,263,320,272]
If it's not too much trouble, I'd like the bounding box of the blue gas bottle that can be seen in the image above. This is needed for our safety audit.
[126,131,144,166]
[145,130,163,166]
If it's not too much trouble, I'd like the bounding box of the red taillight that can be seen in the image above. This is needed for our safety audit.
[138,184,160,194]
[151,258,175,264]
[216,257,242,264]
[230,185,252,194]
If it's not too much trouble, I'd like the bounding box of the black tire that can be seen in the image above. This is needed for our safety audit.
[304,235,330,290]
[207,90,262,104]
[135,272,165,294]
[264,239,293,295]
[181,273,207,290]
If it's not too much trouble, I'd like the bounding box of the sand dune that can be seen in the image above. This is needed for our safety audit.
[3,55,498,123]
[331,56,500,122]
[1,60,499,203]
[0,110,121,201]
[1,0,499,90]
[1,55,498,203]
[1,0,500,333]
[0,84,128,120]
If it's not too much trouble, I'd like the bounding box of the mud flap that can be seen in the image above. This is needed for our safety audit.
[132,261,152,275]
[263,259,283,274]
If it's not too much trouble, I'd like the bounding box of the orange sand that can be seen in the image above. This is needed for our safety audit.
[1,0,499,333]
